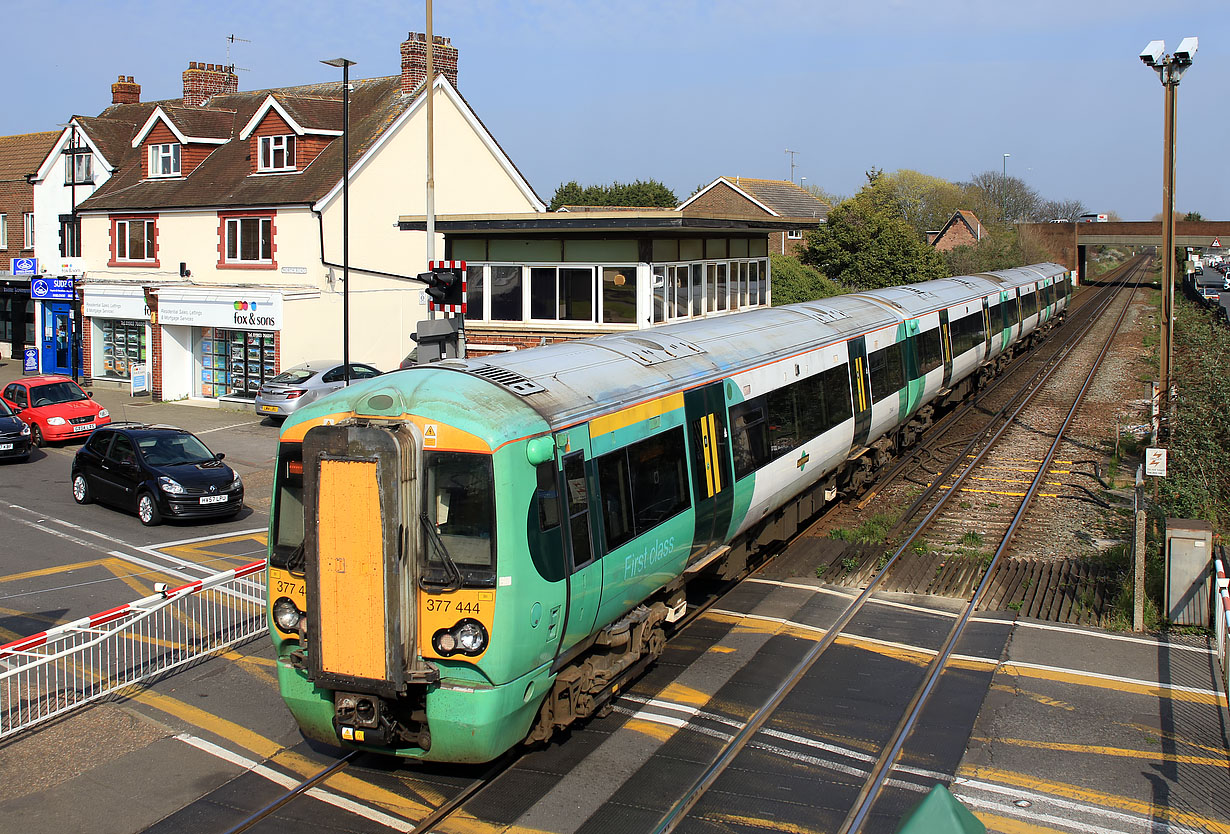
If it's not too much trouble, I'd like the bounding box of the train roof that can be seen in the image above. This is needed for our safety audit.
[400,263,1070,432]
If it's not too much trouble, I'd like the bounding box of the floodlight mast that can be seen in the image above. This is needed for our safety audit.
[1139,36,1197,436]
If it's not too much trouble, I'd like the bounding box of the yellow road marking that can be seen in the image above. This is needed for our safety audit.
[959,764,1230,833]
[135,690,439,820]
[624,717,677,742]
[1125,722,1230,758]
[0,557,117,584]
[974,811,1080,834]
[659,681,711,707]
[703,814,824,834]
[971,735,1230,768]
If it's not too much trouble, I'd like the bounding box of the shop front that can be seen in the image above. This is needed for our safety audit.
[156,288,282,403]
[82,284,151,385]
[0,279,33,362]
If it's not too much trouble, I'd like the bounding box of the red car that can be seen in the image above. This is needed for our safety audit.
[0,375,111,447]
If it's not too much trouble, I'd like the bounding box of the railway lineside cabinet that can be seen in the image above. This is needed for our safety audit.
[1164,518,1214,626]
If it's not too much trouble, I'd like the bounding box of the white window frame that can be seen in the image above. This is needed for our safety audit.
[115,219,156,262]
[65,153,93,185]
[0,213,6,248]
[224,216,273,263]
[148,143,181,178]
[258,135,296,172]
[23,213,34,249]
[787,229,804,240]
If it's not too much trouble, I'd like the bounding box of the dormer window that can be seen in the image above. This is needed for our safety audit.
[149,143,181,178]
[65,153,93,185]
[259,135,296,172]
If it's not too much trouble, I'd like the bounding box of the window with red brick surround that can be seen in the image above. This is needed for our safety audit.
[108,214,160,267]
[217,210,277,270]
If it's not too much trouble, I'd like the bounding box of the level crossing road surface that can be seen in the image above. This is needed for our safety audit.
[0,357,278,643]
[1,565,1226,833]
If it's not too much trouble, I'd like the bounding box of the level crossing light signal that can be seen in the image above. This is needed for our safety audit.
[419,260,467,314]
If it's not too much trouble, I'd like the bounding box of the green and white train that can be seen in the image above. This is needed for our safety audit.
[266,262,1071,762]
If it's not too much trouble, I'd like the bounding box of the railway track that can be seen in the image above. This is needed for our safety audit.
[648,256,1145,833]
[798,257,1149,624]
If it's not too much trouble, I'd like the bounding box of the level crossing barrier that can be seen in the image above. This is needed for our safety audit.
[1216,551,1229,706]
[0,560,268,740]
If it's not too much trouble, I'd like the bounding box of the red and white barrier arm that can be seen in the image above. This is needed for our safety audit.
[0,559,267,662]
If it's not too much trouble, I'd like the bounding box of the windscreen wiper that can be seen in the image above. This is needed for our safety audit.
[419,513,464,592]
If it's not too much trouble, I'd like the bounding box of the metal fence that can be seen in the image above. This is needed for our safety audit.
[0,560,267,741]
[1216,550,1229,706]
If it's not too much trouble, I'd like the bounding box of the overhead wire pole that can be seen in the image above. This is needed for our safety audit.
[321,57,356,385]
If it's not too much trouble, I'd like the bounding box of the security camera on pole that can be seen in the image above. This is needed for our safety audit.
[412,260,466,363]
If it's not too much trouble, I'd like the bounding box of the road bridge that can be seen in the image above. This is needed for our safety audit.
[1024,220,1228,280]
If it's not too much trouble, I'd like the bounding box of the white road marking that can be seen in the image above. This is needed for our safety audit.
[196,421,262,434]
[174,733,414,832]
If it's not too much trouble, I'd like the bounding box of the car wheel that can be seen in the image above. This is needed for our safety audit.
[72,473,92,505]
[137,491,162,526]
[29,424,43,448]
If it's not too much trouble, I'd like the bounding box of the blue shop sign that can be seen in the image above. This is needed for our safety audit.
[31,277,75,300]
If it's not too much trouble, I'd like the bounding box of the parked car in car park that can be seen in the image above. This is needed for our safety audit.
[1,375,110,447]
[71,424,243,526]
[254,361,382,421]
[0,398,32,462]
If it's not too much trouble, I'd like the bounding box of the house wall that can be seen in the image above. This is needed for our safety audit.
[32,132,114,269]
[932,222,980,252]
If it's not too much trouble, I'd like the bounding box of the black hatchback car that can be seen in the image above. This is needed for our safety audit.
[71,424,244,525]
[0,397,32,462]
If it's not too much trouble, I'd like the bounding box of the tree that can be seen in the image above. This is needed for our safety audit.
[1039,198,1088,222]
[799,200,949,290]
[1184,211,1204,221]
[769,254,844,305]
[549,179,678,210]
[854,169,966,239]
[963,172,1042,223]
[942,225,1056,276]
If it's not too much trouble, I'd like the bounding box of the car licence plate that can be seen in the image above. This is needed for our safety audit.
[0,443,11,451]
[259,405,280,413]
[72,423,96,432]
[200,495,228,505]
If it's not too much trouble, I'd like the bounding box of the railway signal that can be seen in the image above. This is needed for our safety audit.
[419,260,466,314]
[412,260,467,362]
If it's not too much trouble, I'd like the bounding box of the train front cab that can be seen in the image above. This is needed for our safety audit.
[268,416,557,763]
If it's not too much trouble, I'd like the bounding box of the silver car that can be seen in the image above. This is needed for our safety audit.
[254,361,382,420]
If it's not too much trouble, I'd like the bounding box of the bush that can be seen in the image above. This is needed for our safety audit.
[770,254,845,305]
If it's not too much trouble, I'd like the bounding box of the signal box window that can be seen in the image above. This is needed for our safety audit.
[489,266,523,321]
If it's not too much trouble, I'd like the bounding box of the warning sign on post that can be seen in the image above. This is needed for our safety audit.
[1212,238,1222,248]
[1145,447,1167,477]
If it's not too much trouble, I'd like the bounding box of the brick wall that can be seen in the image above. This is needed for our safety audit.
[0,180,34,270]
[249,112,332,173]
[401,32,459,94]
[467,328,598,356]
[932,221,979,252]
[683,182,764,216]
[182,62,238,107]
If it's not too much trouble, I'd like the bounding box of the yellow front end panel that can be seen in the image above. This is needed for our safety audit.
[317,459,387,681]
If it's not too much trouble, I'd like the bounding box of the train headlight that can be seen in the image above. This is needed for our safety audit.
[273,597,303,632]
[432,619,488,657]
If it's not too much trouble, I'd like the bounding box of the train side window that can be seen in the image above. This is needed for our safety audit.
[988,302,1001,333]
[766,386,798,458]
[597,449,634,550]
[528,461,566,582]
[949,311,985,356]
[1020,290,1038,320]
[535,462,560,530]
[563,453,594,571]
[630,428,689,532]
[867,342,905,403]
[915,328,943,374]
[730,397,769,480]
[1005,296,1021,327]
[822,364,853,426]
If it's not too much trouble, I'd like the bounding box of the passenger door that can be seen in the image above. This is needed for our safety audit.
[848,337,873,449]
[98,433,140,506]
[685,381,734,558]
[557,428,601,657]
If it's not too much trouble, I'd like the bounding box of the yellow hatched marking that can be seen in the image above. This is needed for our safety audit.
[958,764,1230,833]
[0,557,117,584]
[660,681,713,707]
[704,814,823,834]
[972,735,1230,768]
[624,717,677,742]
[137,690,439,820]
[590,392,684,437]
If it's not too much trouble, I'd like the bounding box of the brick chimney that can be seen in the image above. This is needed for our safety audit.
[401,32,458,95]
[182,61,238,107]
[111,75,141,105]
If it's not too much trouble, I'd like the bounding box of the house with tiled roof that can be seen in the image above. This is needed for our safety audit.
[32,33,543,402]
[678,176,829,256]
[0,130,59,359]
[927,210,986,252]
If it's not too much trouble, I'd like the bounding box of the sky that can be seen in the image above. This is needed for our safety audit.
[4,0,1226,221]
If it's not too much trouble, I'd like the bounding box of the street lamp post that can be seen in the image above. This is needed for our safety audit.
[322,57,356,386]
[1002,153,1010,177]
[1001,154,1010,220]
[1140,37,1197,429]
